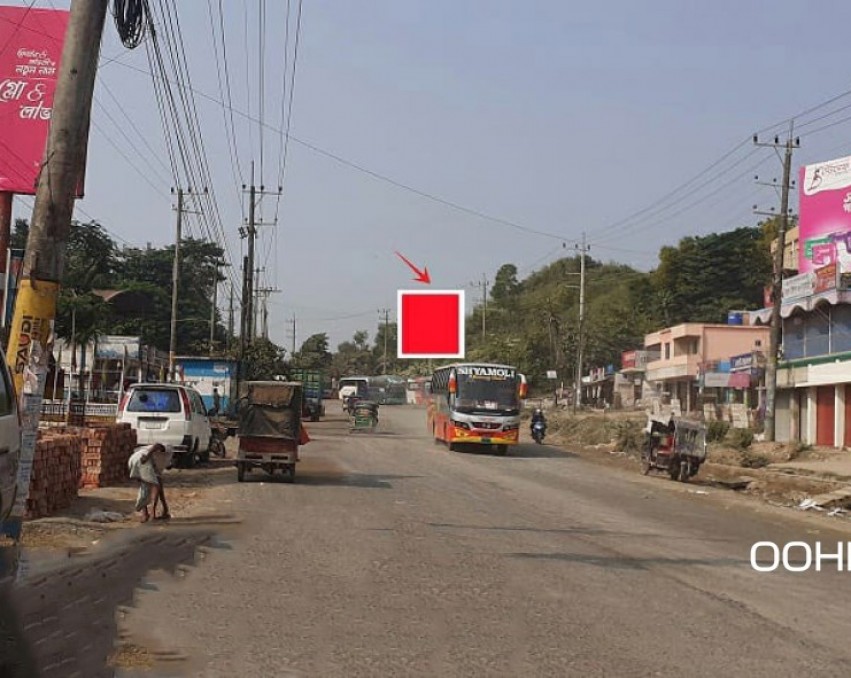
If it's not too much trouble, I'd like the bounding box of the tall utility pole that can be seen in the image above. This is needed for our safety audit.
[473,275,489,340]
[256,286,280,340]
[3,0,108,543]
[240,170,281,345]
[574,233,589,411]
[227,283,234,351]
[378,308,390,374]
[289,315,296,356]
[168,188,184,378]
[754,124,799,442]
[209,260,229,355]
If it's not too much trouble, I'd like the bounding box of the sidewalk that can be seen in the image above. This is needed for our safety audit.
[770,457,851,481]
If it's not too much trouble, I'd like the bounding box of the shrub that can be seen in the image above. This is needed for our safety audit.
[706,420,730,443]
[726,427,754,451]
[615,420,645,455]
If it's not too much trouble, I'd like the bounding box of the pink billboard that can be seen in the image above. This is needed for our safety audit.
[799,155,851,273]
[0,6,70,195]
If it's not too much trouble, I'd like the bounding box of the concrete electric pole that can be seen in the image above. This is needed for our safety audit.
[168,188,184,378]
[754,124,799,442]
[3,0,109,542]
[574,233,589,411]
[378,308,391,374]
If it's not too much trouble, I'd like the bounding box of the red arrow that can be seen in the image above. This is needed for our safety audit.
[395,251,431,284]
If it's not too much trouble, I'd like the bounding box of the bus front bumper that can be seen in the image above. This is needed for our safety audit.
[450,427,519,445]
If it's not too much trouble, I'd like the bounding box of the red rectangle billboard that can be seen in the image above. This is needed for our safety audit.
[397,290,465,359]
[0,6,70,195]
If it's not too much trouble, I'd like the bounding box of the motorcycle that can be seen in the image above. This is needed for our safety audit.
[531,420,547,444]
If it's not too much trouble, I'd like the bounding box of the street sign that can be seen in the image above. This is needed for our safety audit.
[546,370,557,379]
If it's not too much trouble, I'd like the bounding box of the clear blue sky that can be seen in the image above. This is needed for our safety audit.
[11,1,851,350]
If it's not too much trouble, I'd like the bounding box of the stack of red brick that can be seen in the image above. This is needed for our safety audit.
[25,432,83,519]
[78,424,137,489]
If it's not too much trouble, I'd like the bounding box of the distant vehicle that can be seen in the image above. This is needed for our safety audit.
[0,353,21,523]
[117,383,212,466]
[338,376,370,400]
[289,368,325,421]
[406,377,432,405]
[428,363,527,456]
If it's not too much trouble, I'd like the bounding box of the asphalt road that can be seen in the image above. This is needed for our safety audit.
[119,406,851,677]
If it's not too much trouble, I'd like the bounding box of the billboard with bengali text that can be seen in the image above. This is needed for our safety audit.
[799,155,851,273]
[0,6,72,195]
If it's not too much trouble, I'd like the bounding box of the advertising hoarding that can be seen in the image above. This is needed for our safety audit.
[96,335,141,360]
[799,155,851,274]
[814,262,838,294]
[782,272,814,301]
[0,7,75,195]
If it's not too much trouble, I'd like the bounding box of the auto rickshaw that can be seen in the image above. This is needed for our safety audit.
[350,400,379,433]
[642,414,707,482]
[235,381,304,483]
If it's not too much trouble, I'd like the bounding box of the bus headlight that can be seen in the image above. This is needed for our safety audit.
[452,420,470,430]
[503,424,519,432]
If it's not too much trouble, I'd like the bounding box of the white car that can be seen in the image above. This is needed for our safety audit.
[117,383,212,463]
[0,354,21,523]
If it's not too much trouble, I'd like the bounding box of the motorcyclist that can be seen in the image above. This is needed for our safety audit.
[530,407,547,435]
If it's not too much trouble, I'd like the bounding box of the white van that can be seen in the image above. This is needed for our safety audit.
[117,383,212,463]
[0,354,21,523]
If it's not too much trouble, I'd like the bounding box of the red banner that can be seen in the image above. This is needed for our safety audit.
[0,7,70,194]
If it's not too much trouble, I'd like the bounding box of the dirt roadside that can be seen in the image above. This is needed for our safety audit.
[530,408,851,521]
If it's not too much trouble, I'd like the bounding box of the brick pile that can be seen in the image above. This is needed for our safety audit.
[25,432,83,520]
[78,424,137,489]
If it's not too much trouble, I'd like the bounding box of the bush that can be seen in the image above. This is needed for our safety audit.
[706,420,730,443]
[615,420,645,455]
[726,427,754,451]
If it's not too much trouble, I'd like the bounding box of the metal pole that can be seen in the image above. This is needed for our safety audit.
[168,188,183,379]
[763,124,795,442]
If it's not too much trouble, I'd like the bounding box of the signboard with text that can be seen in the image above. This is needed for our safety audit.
[799,155,851,273]
[814,262,838,294]
[0,7,75,195]
[782,271,814,301]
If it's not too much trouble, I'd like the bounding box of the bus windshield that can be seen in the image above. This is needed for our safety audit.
[455,375,519,415]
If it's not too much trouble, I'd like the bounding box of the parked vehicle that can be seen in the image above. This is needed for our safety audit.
[642,414,707,482]
[290,368,325,422]
[235,381,303,482]
[0,354,21,524]
[350,400,379,433]
[531,420,547,444]
[117,383,212,466]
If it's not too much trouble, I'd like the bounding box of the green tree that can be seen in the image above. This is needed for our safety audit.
[652,227,772,324]
[491,263,521,308]
[293,333,332,369]
[242,338,287,380]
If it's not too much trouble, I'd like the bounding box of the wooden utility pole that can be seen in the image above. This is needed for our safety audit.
[754,124,799,441]
[227,283,234,351]
[3,0,108,542]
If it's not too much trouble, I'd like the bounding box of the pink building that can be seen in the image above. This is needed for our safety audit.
[644,323,770,413]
